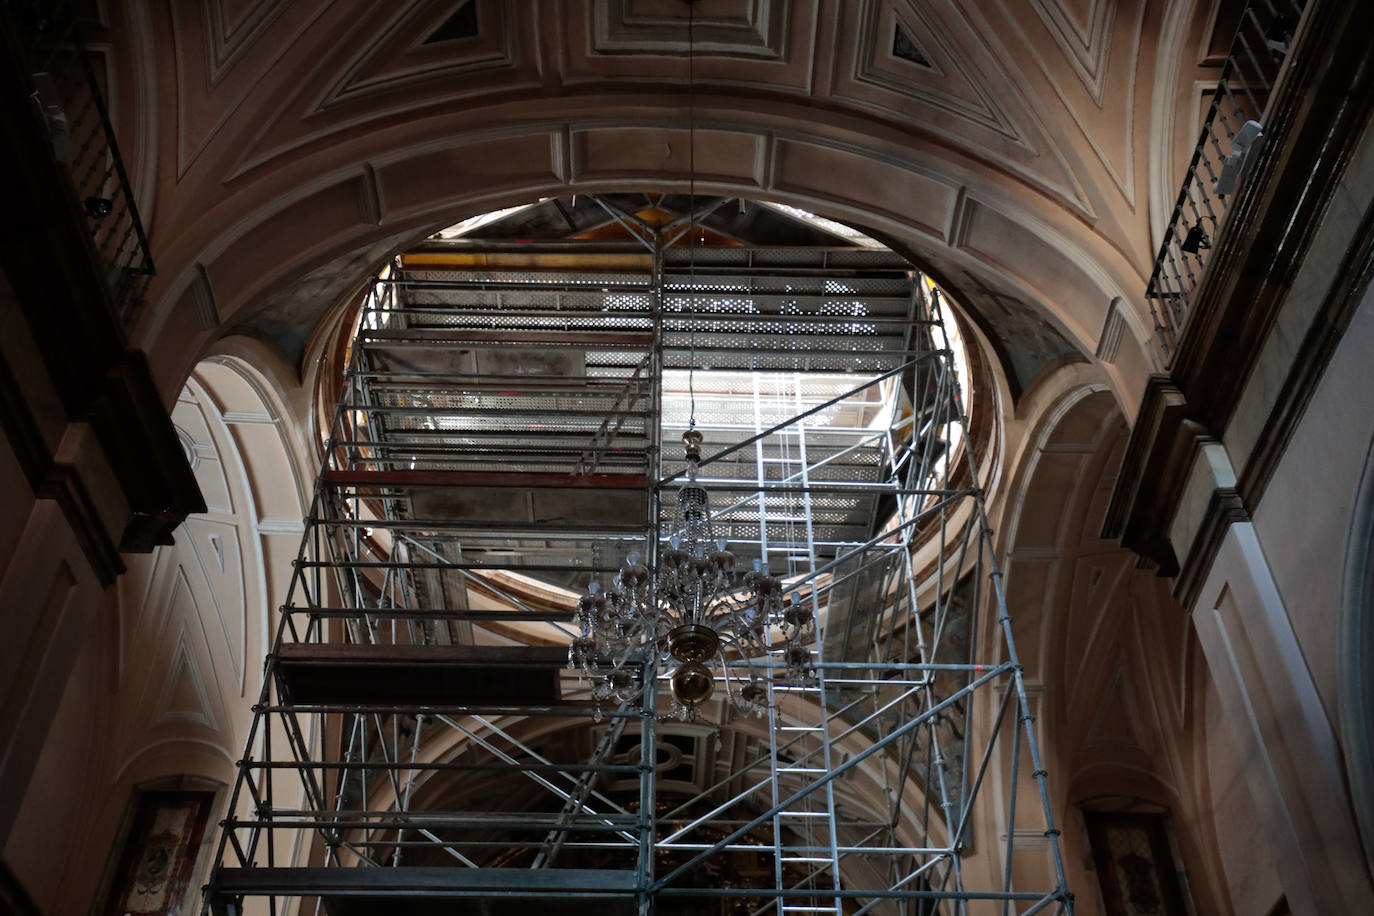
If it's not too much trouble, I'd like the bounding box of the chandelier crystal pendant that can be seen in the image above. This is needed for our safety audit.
[570,430,816,721]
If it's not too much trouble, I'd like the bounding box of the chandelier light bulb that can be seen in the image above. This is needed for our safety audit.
[740,679,767,712]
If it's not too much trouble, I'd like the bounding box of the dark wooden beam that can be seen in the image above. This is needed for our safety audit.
[321,470,649,490]
[363,329,655,347]
[275,644,569,706]
[209,867,638,916]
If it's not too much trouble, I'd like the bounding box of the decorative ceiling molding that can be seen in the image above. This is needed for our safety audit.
[256,517,306,535]
[186,518,247,689]
[314,0,521,111]
[559,0,816,92]
[200,0,292,88]
[152,629,220,730]
[591,0,789,59]
[173,0,330,178]
[991,0,1144,207]
[226,0,544,180]
[1065,550,1134,690]
[137,0,1180,403]
[827,0,1095,217]
[1028,0,1116,105]
[1081,664,1151,755]
[175,425,200,470]
[852,0,1019,141]
[220,411,275,425]
[192,263,221,331]
[1096,296,1128,360]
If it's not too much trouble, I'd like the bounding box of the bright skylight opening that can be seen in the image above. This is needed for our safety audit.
[757,202,888,248]
[432,200,549,239]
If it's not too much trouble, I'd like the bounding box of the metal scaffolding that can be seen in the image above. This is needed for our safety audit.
[203,197,1072,916]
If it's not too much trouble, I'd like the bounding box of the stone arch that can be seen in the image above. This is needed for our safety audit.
[138,126,1156,419]
[990,372,1234,914]
[1340,426,1374,879]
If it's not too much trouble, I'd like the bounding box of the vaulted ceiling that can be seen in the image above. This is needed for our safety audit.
[103,0,1236,412]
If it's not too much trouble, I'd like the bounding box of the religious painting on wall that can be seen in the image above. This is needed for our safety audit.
[103,789,215,916]
[1083,811,1190,916]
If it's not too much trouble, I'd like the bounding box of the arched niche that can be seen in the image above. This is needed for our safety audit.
[1340,427,1374,880]
[987,372,1242,916]
[0,353,310,914]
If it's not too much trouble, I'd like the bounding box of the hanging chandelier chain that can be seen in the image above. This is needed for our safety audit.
[687,0,697,431]
[568,1,818,726]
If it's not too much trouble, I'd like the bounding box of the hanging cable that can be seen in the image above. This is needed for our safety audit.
[687,0,697,431]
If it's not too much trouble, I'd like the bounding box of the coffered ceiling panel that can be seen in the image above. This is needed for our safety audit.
[219,0,546,180]
[592,0,788,58]
[560,0,817,89]
[316,0,525,109]
[829,1,1094,216]
[771,136,957,240]
[571,126,767,188]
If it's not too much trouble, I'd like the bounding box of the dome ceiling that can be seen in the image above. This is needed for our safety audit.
[110,0,1235,409]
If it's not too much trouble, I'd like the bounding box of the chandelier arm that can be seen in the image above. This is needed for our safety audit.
[577,431,812,717]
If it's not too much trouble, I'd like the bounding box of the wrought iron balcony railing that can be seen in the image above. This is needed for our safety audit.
[1147,0,1307,360]
[9,1,154,331]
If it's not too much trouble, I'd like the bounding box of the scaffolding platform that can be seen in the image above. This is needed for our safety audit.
[207,867,637,916]
[320,470,649,490]
[361,328,656,350]
[319,470,650,539]
[275,644,568,706]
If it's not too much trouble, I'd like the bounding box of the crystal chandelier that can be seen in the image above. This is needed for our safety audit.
[570,430,816,721]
